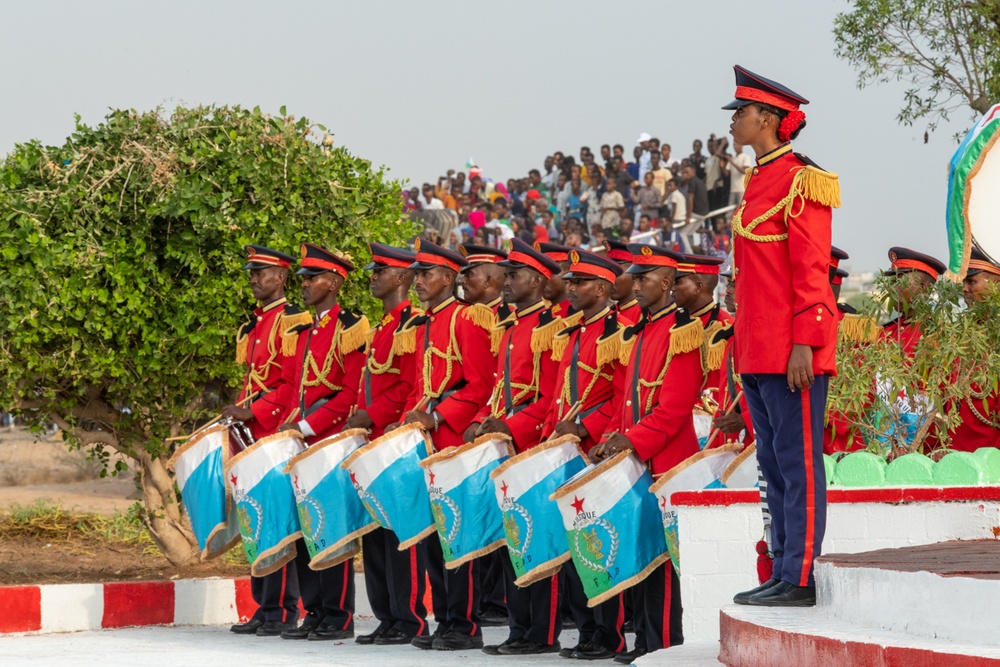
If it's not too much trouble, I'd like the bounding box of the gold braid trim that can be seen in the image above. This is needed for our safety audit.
[339,316,370,356]
[595,330,624,368]
[531,317,562,354]
[235,332,249,365]
[798,165,841,209]
[393,325,417,355]
[462,303,497,332]
[280,312,313,357]
[561,310,583,329]
[668,318,705,356]
[732,165,841,244]
[839,313,882,344]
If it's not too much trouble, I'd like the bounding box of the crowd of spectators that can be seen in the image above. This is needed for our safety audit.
[405,132,754,263]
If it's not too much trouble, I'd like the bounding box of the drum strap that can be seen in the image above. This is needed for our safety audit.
[725,349,741,414]
[568,336,581,409]
[578,399,608,422]
[363,365,373,407]
[630,332,644,425]
[297,325,316,415]
[502,340,514,415]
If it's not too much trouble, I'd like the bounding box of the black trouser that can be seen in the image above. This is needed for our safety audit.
[563,562,626,653]
[501,550,561,645]
[294,539,355,631]
[632,561,683,653]
[250,564,300,623]
[362,527,429,636]
[479,550,507,614]
[424,535,482,636]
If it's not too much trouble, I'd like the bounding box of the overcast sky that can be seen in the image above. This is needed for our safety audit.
[0,0,973,272]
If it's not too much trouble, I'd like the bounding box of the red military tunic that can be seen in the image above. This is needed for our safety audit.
[404,296,495,449]
[604,304,709,475]
[281,305,368,444]
[615,298,643,326]
[823,305,874,454]
[732,143,838,375]
[476,301,560,451]
[879,317,922,358]
[357,302,420,440]
[236,297,311,439]
[542,306,629,454]
[707,319,755,449]
[950,386,1000,451]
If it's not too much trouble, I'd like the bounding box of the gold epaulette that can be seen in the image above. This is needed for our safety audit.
[839,313,881,344]
[668,317,706,356]
[235,331,249,364]
[742,166,753,191]
[462,302,497,333]
[491,310,516,355]
[339,315,370,355]
[550,329,571,362]
[618,330,635,364]
[530,316,562,354]
[393,325,417,355]
[794,165,841,209]
[279,311,313,356]
[561,310,583,329]
[596,329,625,368]
[703,320,730,371]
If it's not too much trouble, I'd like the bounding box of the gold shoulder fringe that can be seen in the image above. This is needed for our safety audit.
[550,330,571,362]
[561,311,584,329]
[393,325,417,355]
[839,313,881,344]
[235,332,249,365]
[490,326,504,355]
[366,327,378,349]
[282,311,313,330]
[668,318,705,356]
[596,330,624,368]
[618,330,635,365]
[339,315,371,355]
[703,320,728,371]
[795,165,841,209]
[462,303,497,332]
[531,317,563,354]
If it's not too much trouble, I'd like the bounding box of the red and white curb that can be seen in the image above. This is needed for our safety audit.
[0,575,382,635]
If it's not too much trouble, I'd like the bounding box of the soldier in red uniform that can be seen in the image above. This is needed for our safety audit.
[275,243,368,641]
[343,243,429,646]
[724,66,840,608]
[537,242,575,319]
[544,249,632,661]
[950,247,1000,450]
[879,247,945,357]
[603,240,643,325]
[458,244,507,313]
[462,239,565,657]
[398,240,495,651]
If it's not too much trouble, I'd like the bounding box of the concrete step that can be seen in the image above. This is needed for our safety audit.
[719,605,1000,667]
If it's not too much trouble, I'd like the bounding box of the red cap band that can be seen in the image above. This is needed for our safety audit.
[568,262,615,283]
[631,253,678,269]
[508,250,554,278]
[675,262,720,275]
[416,251,461,273]
[246,251,291,269]
[373,256,412,269]
[892,258,939,279]
[735,85,800,112]
[969,259,1000,276]
[831,274,843,286]
[829,256,841,270]
[464,253,503,265]
[301,257,348,278]
[606,248,632,262]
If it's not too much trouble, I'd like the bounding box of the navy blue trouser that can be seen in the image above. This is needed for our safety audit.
[631,561,682,653]
[741,373,828,588]
[424,535,482,636]
[362,527,428,636]
[500,550,562,646]
[294,539,355,630]
[251,564,300,623]
[562,563,626,653]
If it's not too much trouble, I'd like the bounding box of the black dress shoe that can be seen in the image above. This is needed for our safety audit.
[560,643,584,658]
[307,623,354,641]
[497,640,560,655]
[432,631,485,651]
[734,578,780,605]
[374,628,416,645]
[411,633,436,650]
[483,638,524,655]
[356,625,389,645]
[479,607,509,627]
[573,644,617,660]
[256,620,291,637]
[747,581,816,607]
[613,648,646,664]
[281,621,319,640]
[230,618,264,635]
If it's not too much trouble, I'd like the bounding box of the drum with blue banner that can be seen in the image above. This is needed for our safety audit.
[340,423,436,550]
[284,428,374,570]
[167,424,240,560]
[649,443,742,575]
[225,431,305,576]
[720,443,759,489]
[490,434,589,587]
[551,451,668,607]
[420,433,513,568]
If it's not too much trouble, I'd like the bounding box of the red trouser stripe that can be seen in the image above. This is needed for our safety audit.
[466,564,478,636]
[546,575,559,645]
[279,566,288,623]
[409,546,426,635]
[614,594,625,652]
[800,389,816,587]
[662,565,672,648]
[339,562,353,630]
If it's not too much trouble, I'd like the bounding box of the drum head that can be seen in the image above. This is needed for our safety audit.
[967,131,1000,265]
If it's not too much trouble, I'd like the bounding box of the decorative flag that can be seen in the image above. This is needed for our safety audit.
[420,433,513,568]
[551,451,668,607]
[225,432,304,576]
[341,423,435,550]
[167,424,240,560]
[491,435,589,587]
[946,103,1000,279]
[649,444,741,575]
[284,428,374,570]
[721,443,759,488]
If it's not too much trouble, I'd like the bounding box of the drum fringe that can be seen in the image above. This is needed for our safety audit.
[442,538,507,570]
[585,552,671,608]
[249,532,303,577]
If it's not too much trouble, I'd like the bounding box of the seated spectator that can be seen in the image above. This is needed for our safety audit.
[584,170,604,231]
[421,183,445,210]
[634,214,657,245]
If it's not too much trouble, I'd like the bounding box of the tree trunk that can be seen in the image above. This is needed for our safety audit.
[134,450,201,566]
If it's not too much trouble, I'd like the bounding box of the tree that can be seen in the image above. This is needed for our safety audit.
[0,105,416,565]
[833,0,1000,134]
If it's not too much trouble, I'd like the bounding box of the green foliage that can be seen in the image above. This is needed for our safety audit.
[828,277,1000,453]
[833,0,1000,134]
[0,105,417,462]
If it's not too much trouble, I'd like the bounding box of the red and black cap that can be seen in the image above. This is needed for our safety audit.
[297,243,354,278]
[602,239,632,264]
[563,249,624,283]
[626,244,684,274]
[722,65,809,112]
[829,246,849,281]
[498,238,560,278]
[535,241,572,264]
[365,243,416,271]
[676,254,724,276]
[832,268,849,286]
[884,247,945,280]
[243,244,295,270]
[966,246,1000,277]
[409,238,468,273]
[459,243,507,267]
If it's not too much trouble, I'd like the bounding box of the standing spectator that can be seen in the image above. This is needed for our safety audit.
[630,171,663,228]
[610,156,634,199]
[636,132,653,181]
[541,156,558,191]
[648,150,673,197]
[612,144,625,159]
[584,170,605,231]
[600,144,612,169]
[660,143,672,168]
[555,173,570,219]
[566,177,588,222]
[484,198,515,248]
[600,175,625,230]
[528,169,549,199]
[627,147,642,181]
[681,164,709,225]
[664,179,687,228]
[689,139,707,180]
[421,184,445,210]
[706,136,730,211]
[727,141,753,207]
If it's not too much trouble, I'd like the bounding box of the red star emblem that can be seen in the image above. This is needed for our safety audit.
[230,473,238,486]
[500,481,509,498]
[428,470,436,486]
[571,496,585,514]
[349,470,358,485]
[293,475,300,490]
[660,496,667,510]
